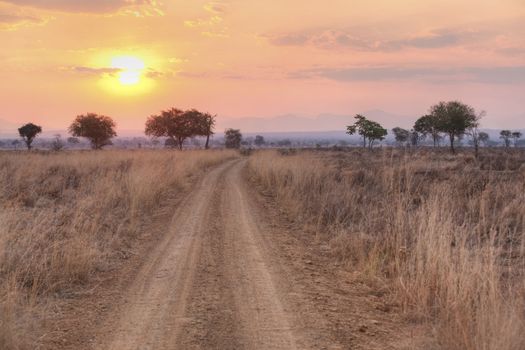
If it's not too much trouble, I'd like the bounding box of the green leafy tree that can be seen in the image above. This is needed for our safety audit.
[346,115,387,149]
[69,113,116,150]
[414,114,441,147]
[18,123,42,150]
[392,127,410,146]
[429,101,477,153]
[224,128,242,149]
[500,130,512,148]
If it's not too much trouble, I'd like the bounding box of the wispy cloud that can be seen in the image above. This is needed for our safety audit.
[69,66,120,75]
[2,0,164,15]
[184,15,222,28]
[203,1,226,14]
[0,2,50,30]
[65,65,172,79]
[291,66,525,84]
[184,0,229,37]
[267,27,487,51]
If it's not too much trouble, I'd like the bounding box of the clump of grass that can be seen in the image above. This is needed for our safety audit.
[0,149,237,349]
[248,148,525,350]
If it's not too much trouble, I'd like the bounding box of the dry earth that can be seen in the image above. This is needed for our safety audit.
[43,159,426,350]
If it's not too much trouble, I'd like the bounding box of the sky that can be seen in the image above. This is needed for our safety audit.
[0,0,524,133]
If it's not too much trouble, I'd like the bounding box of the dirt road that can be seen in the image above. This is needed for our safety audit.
[77,159,419,350]
[90,160,299,349]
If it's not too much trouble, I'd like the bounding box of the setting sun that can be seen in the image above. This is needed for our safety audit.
[96,54,154,96]
[111,56,145,86]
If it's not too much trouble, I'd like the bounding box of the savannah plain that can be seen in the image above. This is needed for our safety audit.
[1,1,525,349]
[1,146,524,350]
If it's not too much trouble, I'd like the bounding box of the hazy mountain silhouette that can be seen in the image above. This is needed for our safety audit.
[219,110,412,133]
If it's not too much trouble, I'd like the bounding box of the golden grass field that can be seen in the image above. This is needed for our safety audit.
[1,148,524,350]
[248,148,525,350]
[0,150,239,349]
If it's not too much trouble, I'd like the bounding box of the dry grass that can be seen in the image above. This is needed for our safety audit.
[248,148,525,350]
[0,149,238,349]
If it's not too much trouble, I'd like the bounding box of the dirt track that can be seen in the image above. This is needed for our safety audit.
[89,160,299,349]
[69,159,421,350]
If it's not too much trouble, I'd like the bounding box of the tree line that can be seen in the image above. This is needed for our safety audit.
[9,101,523,152]
[347,100,523,155]
[13,108,245,151]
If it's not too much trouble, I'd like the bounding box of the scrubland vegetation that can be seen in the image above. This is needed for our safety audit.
[0,149,237,349]
[2,144,524,349]
[248,149,525,350]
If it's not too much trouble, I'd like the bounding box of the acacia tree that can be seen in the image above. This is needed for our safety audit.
[18,123,42,150]
[346,114,387,149]
[466,111,485,159]
[392,127,410,146]
[478,132,490,147]
[512,131,522,147]
[254,135,265,147]
[145,108,194,150]
[191,111,216,149]
[414,114,441,147]
[500,130,512,148]
[69,113,117,150]
[50,134,65,151]
[410,130,422,147]
[67,137,80,146]
[430,101,477,153]
[224,128,242,149]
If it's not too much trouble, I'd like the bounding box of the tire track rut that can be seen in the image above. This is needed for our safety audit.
[93,159,305,350]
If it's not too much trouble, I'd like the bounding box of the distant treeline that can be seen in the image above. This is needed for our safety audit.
[1,101,523,154]
[346,100,523,156]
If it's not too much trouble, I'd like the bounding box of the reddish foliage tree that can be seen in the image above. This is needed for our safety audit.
[69,113,117,150]
[145,108,195,150]
[145,108,216,150]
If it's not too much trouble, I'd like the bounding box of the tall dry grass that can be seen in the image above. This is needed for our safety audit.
[248,149,525,350]
[0,149,237,349]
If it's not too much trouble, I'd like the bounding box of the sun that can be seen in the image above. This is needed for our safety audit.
[111,56,145,86]
[95,53,157,96]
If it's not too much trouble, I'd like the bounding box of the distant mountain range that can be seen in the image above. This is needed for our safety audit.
[217,110,411,133]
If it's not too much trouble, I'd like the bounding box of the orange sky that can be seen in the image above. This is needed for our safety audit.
[0,0,524,133]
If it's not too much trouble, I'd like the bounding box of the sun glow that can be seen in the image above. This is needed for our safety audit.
[96,54,156,96]
[111,56,145,86]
